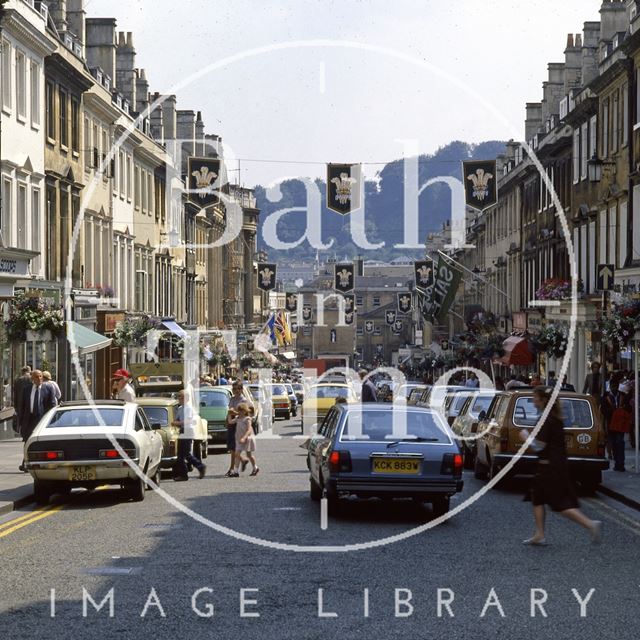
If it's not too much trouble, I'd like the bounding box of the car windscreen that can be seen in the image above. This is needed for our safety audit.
[248,387,263,399]
[292,384,303,391]
[271,385,287,396]
[340,408,450,443]
[47,408,124,428]
[311,386,352,399]
[141,407,169,427]
[512,397,594,429]
[197,390,230,408]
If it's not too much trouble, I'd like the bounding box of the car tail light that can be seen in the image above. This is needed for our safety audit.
[28,450,64,462]
[99,449,135,459]
[329,450,352,473]
[500,425,510,452]
[441,453,463,476]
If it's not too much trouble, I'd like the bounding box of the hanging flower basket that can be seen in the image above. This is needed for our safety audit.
[4,292,64,343]
[597,295,640,350]
[113,314,161,348]
[466,311,498,335]
[531,323,569,358]
[535,278,583,301]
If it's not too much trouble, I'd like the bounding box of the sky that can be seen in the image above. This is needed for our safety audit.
[85,0,604,187]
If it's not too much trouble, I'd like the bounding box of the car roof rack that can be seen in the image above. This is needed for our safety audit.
[59,399,127,407]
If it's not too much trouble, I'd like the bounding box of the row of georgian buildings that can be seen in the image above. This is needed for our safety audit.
[0,0,263,432]
[452,0,640,389]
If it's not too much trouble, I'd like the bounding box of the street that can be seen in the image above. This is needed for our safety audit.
[1,416,639,640]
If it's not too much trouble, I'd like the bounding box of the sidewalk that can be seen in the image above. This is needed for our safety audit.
[598,444,640,510]
[0,438,33,516]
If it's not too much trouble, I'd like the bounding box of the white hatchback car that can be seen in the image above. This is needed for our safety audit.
[24,400,163,505]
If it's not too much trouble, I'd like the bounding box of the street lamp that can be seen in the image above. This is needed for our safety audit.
[587,154,603,183]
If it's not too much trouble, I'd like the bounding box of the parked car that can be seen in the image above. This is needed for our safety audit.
[291,383,305,404]
[473,389,608,491]
[24,400,163,504]
[450,391,497,469]
[284,384,299,417]
[407,385,430,406]
[137,397,181,468]
[268,383,294,420]
[307,403,464,517]
[301,383,357,425]
[190,386,233,450]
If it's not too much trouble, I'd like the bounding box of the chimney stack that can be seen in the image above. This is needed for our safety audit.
[600,0,628,42]
[149,91,164,142]
[581,21,601,85]
[135,68,149,115]
[177,110,196,173]
[195,111,206,155]
[66,0,85,50]
[525,102,543,141]
[161,94,177,141]
[48,0,68,34]
[541,63,565,123]
[85,18,117,82]
[564,33,582,93]
[116,31,137,108]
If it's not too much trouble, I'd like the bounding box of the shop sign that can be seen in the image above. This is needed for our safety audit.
[512,312,527,332]
[527,311,542,334]
[104,313,125,333]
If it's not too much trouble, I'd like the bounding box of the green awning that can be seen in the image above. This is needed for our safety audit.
[67,322,112,355]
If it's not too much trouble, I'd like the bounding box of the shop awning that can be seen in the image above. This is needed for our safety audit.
[499,336,534,367]
[280,351,296,360]
[162,320,187,338]
[67,322,112,355]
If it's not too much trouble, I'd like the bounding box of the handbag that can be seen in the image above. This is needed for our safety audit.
[609,407,633,433]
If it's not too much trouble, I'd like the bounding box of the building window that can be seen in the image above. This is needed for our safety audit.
[372,296,380,307]
[599,209,607,263]
[134,166,140,209]
[15,50,26,119]
[84,117,91,171]
[17,183,27,247]
[623,84,629,146]
[101,129,108,175]
[589,115,597,159]
[126,155,132,200]
[1,39,11,110]
[45,81,54,139]
[612,91,619,153]
[572,129,579,184]
[580,122,588,180]
[59,88,68,147]
[30,61,40,127]
[620,201,628,267]
[71,98,80,153]
[32,187,41,274]
[1,178,11,244]
[602,99,609,157]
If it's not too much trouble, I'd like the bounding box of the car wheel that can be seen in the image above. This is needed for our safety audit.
[431,496,450,518]
[310,476,322,501]
[33,480,51,506]
[579,472,601,494]
[148,464,161,490]
[473,454,489,480]
[286,411,291,420]
[127,475,146,502]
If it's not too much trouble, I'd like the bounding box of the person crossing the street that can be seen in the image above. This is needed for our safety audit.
[172,389,206,481]
[231,402,259,477]
[520,387,602,546]
[224,380,252,476]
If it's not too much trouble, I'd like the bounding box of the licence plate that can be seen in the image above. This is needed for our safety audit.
[68,466,97,481]
[372,458,421,474]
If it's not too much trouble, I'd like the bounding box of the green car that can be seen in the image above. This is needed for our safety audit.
[195,387,231,450]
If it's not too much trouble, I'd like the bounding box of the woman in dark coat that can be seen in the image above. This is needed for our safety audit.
[520,387,602,546]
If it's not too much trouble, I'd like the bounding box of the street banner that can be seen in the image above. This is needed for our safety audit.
[344,310,355,326]
[291,321,299,334]
[188,157,221,207]
[285,292,298,313]
[414,260,434,288]
[256,263,277,292]
[365,320,375,334]
[393,319,403,333]
[463,159,498,212]
[302,304,312,322]
[327,163,362,215]
[431,255,463,324]
[397,292,412,314]
[385,309,397,326]
[334,263,355,293]
[343,293,356,313]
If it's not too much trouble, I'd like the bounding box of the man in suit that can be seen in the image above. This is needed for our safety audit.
[19,369,57,471]
[12,365,32,436]
[582,362,603,398]
[359,369,378,403]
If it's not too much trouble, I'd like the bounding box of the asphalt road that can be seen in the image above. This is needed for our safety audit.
[1,416,640,640]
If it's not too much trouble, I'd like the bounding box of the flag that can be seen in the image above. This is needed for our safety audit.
[397,292,412,314]
[431,255,463,324]
[274,310,292,347]
[463,160,498,212]
[327,163,362,215]
[188,157,222,207]
[257,263,277,292]
[334,263,355,293]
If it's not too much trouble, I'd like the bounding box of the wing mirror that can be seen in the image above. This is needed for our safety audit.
[151,422,163,430]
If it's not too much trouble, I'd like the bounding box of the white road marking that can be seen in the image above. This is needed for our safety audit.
[273,507,302,512]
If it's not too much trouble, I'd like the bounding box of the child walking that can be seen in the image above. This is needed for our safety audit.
[233,402,259,476]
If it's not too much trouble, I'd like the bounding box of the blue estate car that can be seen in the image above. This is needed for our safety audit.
[307,403,464,517]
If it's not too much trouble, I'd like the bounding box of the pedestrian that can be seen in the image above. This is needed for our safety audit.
[12,365,32,437]
[560,375,575,392]
[520,387,602,546]
[112,369,136,402]
[224,380,252,476]
[494,377,505,391]
[530,373,542,387]
[18,370,57,472]
[172,389,206,481]
[42,370,62,403]
[547,371,557,387]
[359,369,378,402]
[602,379,632,472]
[231,402,259,477]
[582,362,603,398]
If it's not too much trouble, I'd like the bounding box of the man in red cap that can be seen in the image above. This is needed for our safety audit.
[112,369,136,402]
